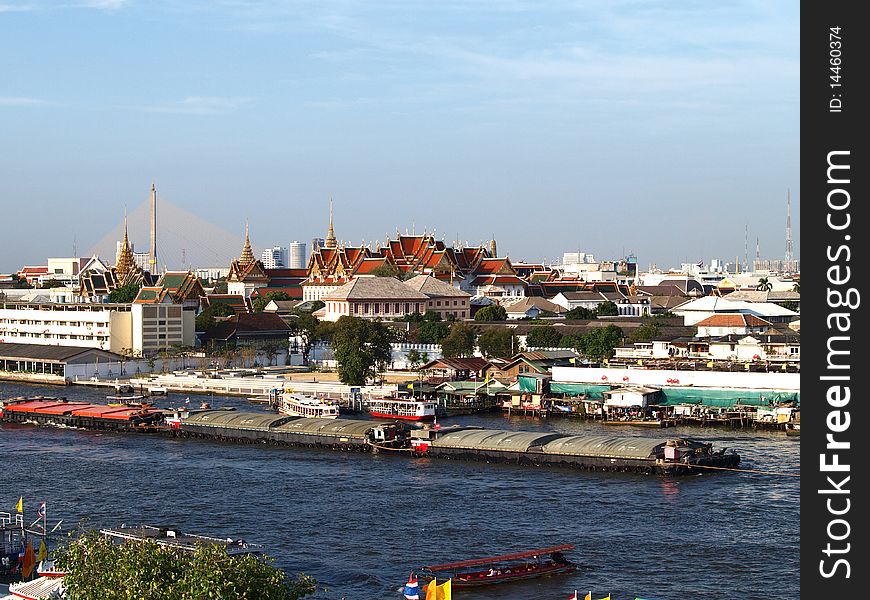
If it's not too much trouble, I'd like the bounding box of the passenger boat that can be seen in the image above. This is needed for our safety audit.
[147,386,168,396]
[419,544,576,589]
[367,398,436,422]
[277,393,340,419]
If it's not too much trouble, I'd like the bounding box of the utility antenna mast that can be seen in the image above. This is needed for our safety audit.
[785,188,794,270]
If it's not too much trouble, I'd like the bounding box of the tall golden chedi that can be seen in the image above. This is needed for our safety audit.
[115,214,137,280]
[239,221,256,267]
[325,198,337,249]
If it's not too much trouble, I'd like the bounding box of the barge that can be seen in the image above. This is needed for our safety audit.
[0,398,164,431]
[410,429,739,475]
[178,410,408,451]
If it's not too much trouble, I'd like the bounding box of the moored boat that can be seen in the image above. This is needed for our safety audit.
[367,397,435,422]
[420,544,576,589]
[277,393,340,419]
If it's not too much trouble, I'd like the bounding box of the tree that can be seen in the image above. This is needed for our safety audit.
[477,328,519,359]
[418,320,450,344]
[212,277,228,294]
[756,277,773,291]
[195,307,216,332]
[108,281,141,303]
[440,322,477,358]
[331,316,393,385]
[56,529,316,600]
[565,306,596,320]
[254,291,291,312]
[579,324,624,359]
[11,274,32,289]
[474,305,507,321]
[595,300,619,317]
[628,322,660,344]
[406,348,422,371]
[41,278,65,289]
[526,326,564,348]
[370,263,403,278]
[792,280,800,293]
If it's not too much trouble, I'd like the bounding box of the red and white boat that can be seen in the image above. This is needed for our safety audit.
[367,398,436,422]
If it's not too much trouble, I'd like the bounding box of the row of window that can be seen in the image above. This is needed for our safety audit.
[1,331,103,341]
[0,318,109,327]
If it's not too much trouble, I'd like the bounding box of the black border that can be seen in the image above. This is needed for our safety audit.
[801,4,867,596]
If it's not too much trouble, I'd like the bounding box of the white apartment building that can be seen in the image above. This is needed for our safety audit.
[261,246,287,269]
[0,300,194,356]
[289,241,306,269]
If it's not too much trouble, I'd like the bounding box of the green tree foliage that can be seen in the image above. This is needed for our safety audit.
[254,291,291,312]
[370,263,403,278]
[418,320,450,344]
[56,530,316,600]
[564,306,596,320]
[406,348,422,370]
[285,310,322,363]
[211,277,228,294]
[331,316,393,385]
[108,282,141,303]
[41,278,66,289]
[578,324,624,359]
[440,322,477,358]
[756,277,773,291]
[628,322,660,344]
[792,281,800,293]
[594,300,619,317]
[477,328,519,358]
[526,325,564,348]
[474,305,507,321]
[195,308,215,332]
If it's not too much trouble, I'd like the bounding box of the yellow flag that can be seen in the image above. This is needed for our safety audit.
[407,383,414,390]
[439,579,452,600]
[706,361,714,368]
[598,595,611,600]
[15,496,23,513]
[37,540,47,562]
[745,362,750,370]
[584,593,592,600]
[426,578,437,599]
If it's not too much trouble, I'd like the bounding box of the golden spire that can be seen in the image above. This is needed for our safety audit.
[325,197,337,248]
[239,220,255,266]
[115,212,136,279]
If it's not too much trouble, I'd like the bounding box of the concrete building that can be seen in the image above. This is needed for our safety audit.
[289,241,306,269]
[260,246,287,269]
[0,298,193,356]
[319,277,429,322]
[403,275,471,320]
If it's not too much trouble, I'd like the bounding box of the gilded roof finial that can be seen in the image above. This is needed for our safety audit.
[239,220,255,266]
[325,197,337,248]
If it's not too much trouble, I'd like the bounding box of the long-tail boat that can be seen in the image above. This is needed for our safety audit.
[419,544,576,589]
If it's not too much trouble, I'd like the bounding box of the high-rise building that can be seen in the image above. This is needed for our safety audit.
[311,237,325,253]
[289,241,307,269]
[260,246,287,269]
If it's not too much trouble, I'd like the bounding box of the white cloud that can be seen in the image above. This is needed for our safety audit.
[138,96,254,115]
[0,97,54,106]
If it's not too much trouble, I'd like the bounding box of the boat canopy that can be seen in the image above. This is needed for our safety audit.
[423,544,574,572]
[430,429,562,452]
[541,435,664,459]
[182,410,291,430]
[273,418,377,436]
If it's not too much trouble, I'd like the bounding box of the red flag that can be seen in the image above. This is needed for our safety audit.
[22,538,36,578]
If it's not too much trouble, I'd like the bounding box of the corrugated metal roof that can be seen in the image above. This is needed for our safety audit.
[182,410,291,430]
[272,418,376,436]
[541,435,664,459]
[0,343,121,362]
[431,429,562,452]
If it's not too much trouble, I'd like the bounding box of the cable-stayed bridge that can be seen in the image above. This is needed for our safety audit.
[89,195,248,270]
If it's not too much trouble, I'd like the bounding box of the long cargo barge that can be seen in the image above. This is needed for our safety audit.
[0,398,164,430]
[1,400,740,475]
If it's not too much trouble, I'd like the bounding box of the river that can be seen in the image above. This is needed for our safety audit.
[0,382,799,600]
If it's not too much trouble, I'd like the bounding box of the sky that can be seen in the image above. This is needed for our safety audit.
[1,0,799,272]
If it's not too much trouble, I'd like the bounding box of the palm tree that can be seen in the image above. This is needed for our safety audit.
[756,277,773,291]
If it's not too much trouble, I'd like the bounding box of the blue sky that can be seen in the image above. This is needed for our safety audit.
[1,0,799,272]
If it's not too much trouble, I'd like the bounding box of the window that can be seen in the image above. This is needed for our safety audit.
[404,303,410,313]
[354,304,360,314]
[436,300,441,307]
[374,303,379,314]
[364,303,370,314]
[394,303,400,313]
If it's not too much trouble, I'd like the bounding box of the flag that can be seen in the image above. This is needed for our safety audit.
[425,578,451,600]
[585,593,592,600]
[37,540,47,563]
[407,383,414,390]
[15,496,23,513]
[598,595,611,600]
[403,572,419,600]
[567,591,579,600]
[22,538,36,578]
[37,501,46,520]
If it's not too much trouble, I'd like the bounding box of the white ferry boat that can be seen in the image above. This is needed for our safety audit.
[367,397,436,422]
[278,393,340,419]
